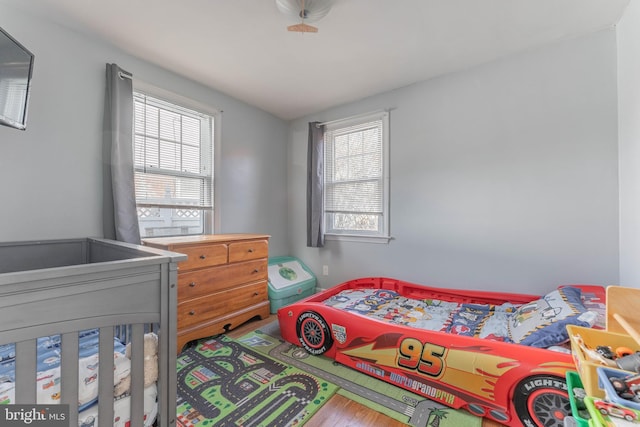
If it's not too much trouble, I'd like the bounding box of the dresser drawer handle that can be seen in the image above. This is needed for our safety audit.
[253,292,259,296]
[189,310,196,315]
[199,255,206,260]
[247,248,254,253]
[189,282,196,287]
[252,269,259,274]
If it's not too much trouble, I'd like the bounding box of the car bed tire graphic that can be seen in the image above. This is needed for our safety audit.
[513,375,570,427]
[296,311,333,355]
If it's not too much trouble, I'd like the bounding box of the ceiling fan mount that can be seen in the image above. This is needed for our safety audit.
[276,0,333,33]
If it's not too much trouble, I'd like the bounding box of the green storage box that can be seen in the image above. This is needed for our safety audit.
[566,370,590,427]
[268,256,316,313]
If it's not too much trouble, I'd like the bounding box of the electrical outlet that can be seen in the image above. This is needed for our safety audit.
[322,265,329,276]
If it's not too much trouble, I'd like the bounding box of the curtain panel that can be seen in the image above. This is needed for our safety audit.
[307,121,325,247]
[102,63,141,244]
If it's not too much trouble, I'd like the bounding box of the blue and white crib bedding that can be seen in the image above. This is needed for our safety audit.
[0,329,157,427]
[323,286,604,348]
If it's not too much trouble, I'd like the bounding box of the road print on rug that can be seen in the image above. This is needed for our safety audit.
[241,323,481,427]
[176,335,337,427]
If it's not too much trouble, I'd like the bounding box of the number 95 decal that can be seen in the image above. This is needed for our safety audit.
[397,337,446,377]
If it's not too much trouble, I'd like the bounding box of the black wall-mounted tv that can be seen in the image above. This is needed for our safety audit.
[0,26,34,131]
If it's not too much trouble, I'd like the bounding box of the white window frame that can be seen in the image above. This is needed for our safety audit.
[323,111,391,243]
[132,81,221,237]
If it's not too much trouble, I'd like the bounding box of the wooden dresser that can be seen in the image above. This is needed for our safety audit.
[143,234,270,352]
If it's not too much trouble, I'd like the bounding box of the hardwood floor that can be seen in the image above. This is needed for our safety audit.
[226,315,505,427]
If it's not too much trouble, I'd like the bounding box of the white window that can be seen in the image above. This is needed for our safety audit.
[133,91,215,238]
[0,78,28,125]
[324,111,390,242]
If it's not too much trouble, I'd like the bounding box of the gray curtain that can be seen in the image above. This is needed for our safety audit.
[102,63,141,244]
[307,121,325,247]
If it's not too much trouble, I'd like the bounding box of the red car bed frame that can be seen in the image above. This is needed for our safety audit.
[277,277,604,427]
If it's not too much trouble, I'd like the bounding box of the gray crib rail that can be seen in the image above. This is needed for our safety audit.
[0,238,185,427]
[12,322,150,427]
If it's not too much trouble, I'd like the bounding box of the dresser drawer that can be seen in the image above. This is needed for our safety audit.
[177,244,228,271]
[177,280,267,329]
[228,240,268,263]
[177,259,267,301]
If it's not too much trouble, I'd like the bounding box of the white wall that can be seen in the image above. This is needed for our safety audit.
[0,3,626,292]
[288,30,620,294]
[0,4,290,255]
[617,1,640,288]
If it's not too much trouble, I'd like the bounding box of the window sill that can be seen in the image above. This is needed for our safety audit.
[324,234,392,244]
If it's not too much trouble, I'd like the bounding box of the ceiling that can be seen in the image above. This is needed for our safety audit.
[3,0,631,120]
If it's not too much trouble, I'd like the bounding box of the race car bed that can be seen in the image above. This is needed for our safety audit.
[277,277,607,427]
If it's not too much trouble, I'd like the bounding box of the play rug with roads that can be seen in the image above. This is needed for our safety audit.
[176,335,337,427]
[240,323,482,427]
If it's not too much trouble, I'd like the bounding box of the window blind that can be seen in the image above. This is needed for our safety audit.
[325,119,383,215]
[133,93,213,210]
